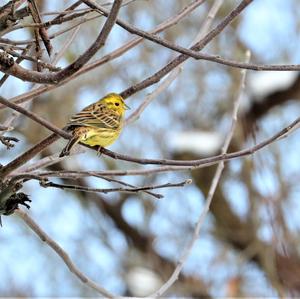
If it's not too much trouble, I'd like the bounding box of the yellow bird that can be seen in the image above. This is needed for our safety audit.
[59,93,129,157]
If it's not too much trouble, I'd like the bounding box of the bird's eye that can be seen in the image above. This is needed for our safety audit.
[115,102,120,106]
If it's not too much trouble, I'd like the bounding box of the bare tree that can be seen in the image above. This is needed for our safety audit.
[1,0,300,297]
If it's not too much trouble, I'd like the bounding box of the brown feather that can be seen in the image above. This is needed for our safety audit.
[67,103,121,130]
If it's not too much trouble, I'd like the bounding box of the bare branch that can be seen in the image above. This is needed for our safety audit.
[38,179,190,197]
[14,168,191,178]
[11,173,164,200]
[0,0,252,87]
[51,24,81,65]
[0,0,210,110]
[89,175,164,199]
[0,133,60,179]
[125,0,221,126]
[151,49,251,297]
[0,0,28,32]
[125,67,183,126]
[28,0,52,56]
[15,210,115,298]
[0,46,60,71]
[0,0,123,84]
[86,0,300,77]
[1,102,300,180]
[0,96,69,137]
[0,124,13,131]
[120,0,254,99]
[99,115,300,168]
[1,0,298,90]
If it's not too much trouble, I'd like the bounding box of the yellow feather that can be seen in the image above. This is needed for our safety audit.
[59,93,128,157]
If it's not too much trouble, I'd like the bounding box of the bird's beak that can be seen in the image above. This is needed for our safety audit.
[124,103,130,110]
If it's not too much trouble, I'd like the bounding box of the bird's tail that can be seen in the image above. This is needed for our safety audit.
[59,135,80,157]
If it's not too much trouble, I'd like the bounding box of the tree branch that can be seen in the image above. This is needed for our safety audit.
[1,104,300,180]
[150,50,251,297]
[120,0,254,99]
[0,0,123,84]
[86,0,300,76]
[15,209,115,297]
[39,179,190,198]
[0,0,219,110]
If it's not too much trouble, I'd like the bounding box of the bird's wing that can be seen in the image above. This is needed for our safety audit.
[67,103,121,130]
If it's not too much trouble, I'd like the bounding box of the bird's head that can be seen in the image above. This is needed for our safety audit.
[100,93,130,116]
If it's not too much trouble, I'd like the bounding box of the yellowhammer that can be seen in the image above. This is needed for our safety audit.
[59,93,129,157]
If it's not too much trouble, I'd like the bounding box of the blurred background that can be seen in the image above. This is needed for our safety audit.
[1,0,300,297]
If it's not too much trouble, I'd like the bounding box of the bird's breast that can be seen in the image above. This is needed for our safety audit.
[78,127,121,147]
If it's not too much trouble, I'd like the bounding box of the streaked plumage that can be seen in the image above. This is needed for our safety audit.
[59,93,128,157]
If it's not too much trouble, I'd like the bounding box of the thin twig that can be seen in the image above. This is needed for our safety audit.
[0,14,99,44]
[0,3,90,151]
[151,49,251,297]
[86,0,295,76]
[1,101,300,179]
[0,96,69,138]
[12,173,163,199]
[9,10,94,30]
[16,154,64,173]
[0,0,209,174]
[125,0,220,126]
[1,1,300,86]
[125,67,183,126]
[0,46,61,71]
[89,175,163,199]
[0,0,255,86]
[15,210,114,298]
[39,179,191,196]
[0,1,298,179]
[0,124,13,131]
[92,0,300,74]
[0,44,33,87]
[0,0,136,38]
[13,168,191,178]
[0,0,217,109]
[0,0,123,84]
[0,0,83,36]
[0,133,60,179]
[51,24,81,65]
[120,0,253,99]
[40,8,92,16]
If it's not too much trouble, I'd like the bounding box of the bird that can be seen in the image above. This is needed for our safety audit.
[59,93,129,157]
